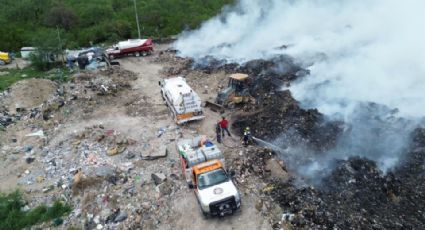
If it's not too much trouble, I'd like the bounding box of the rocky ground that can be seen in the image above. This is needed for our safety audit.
[1,43,424,230]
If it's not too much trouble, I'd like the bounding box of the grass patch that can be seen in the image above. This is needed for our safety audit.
[0,66,70,91]
[67,227,82,230]
[0,190,72,230]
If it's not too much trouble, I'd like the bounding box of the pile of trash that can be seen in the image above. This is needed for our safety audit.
[0,68,137,129]
[72,69,137,96]
[264,128,425,229]
[193,55,308,82]
[231,147,275,180]
[233,90,343,152]
[0,110,14,128]
[2,78,58,114]
[0,79,63,130]
[14,122,181,229]
[155,49,193,76]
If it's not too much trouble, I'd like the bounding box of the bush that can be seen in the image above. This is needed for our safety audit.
[29,52,54,71]
[0,190,72,230]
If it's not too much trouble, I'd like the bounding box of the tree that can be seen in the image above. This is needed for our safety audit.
[0,0,236,51]
[45,5,78,30]
[29,29,65,71]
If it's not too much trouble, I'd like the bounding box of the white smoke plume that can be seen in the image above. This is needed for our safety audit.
[174,0,425,175]
[175,0,425,118]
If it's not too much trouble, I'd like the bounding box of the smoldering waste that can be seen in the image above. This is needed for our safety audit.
[218,55,425,228]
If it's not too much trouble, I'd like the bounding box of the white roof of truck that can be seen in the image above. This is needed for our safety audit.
[21,47,37,51]
[163,77,194,102]
[117,39,147,50]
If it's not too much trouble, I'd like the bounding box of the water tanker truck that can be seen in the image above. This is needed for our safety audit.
[159,76,205,124]
[177,136,241,217]
[106,38,153,59]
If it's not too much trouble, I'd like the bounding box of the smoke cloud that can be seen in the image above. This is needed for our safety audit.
[174,0,425,175]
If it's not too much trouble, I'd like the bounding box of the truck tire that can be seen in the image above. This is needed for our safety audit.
[142,51,148,56]
[135,52,140,57]
[202,210,209,219]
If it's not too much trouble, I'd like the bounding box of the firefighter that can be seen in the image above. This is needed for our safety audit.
[219,116,232,138]
[243,127,251,146]
[215,121,222,143]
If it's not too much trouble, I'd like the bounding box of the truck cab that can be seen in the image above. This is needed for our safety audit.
[177,137,241,217]
[192,160,241,217]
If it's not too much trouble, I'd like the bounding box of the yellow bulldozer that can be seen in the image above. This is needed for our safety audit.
[206,73,253,112]
[0,52,11,65]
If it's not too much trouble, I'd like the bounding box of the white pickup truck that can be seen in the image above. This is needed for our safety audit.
[177,136,241,217]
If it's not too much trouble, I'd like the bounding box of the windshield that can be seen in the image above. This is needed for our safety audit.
[197,168,229,190]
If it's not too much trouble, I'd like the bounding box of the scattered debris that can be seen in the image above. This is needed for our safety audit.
[26,130,45,138]
[151,173,167,185]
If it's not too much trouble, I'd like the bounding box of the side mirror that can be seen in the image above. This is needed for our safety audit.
[188,181,194,189]
[158,81,161,86]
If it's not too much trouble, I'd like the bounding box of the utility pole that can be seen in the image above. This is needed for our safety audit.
[56,26,64,79]
[133,0,141,39]
[56,26,65,65]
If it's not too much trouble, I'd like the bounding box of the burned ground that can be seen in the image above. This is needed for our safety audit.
[264,131,425,229]
[211,53,425,229]
[185,51,425,229]
[229,72,425,229]
[232,89,342,152]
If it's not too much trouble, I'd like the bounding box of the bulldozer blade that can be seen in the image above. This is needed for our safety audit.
[205,101,225,113]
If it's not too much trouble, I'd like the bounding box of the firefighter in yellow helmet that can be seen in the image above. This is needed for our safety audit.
[243,127,251,146]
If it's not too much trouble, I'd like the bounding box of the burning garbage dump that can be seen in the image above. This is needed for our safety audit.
[1,0,425,228]
[200,57,425,228]
[225,67,425,228]
[172,0,425,228]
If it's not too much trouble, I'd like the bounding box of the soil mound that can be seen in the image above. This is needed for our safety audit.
[5,78,58,113]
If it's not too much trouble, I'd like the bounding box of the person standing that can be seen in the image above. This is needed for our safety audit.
[243,127,251,146]
[215,121,222,143]
[219,116,231,138]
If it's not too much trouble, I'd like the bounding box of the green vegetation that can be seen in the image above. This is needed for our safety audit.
[67,227,82,230]
[0,190,72,230]
[0,67,70,91]
[0,0,234,51]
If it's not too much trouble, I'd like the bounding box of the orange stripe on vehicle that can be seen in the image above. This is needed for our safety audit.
[177,112,194,120]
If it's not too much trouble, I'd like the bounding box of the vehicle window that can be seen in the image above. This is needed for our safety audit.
[197,168,229,190]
